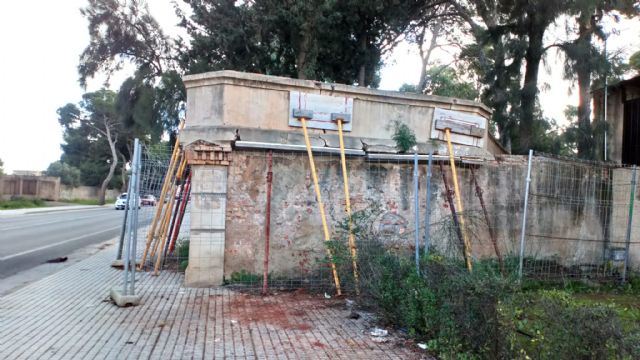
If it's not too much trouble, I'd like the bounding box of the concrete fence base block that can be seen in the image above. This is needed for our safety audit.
[110,260,141,269]
[110,288,142,307]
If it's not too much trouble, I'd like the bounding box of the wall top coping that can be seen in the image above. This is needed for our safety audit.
[182,70,492,117]
[0,174,60,182]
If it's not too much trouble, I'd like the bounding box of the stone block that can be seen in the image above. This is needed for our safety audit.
[110,288,141,307]
[191,166,228,194]
[185,231,225,287]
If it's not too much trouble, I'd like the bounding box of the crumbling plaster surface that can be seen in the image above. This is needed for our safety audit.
[223,151,630,279]
[181,71,640,287]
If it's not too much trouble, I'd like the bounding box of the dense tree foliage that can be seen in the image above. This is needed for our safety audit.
[178,0,435,86]
[555,0,638,159]
[45,161,82,187]
[58,90,123,204]
[400,65,479,101]
[66,0,640,165]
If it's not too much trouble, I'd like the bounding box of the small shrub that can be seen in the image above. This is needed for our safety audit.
[358,246,516,358]
[175,240,189,271]
[337,206,640,359]
[230,270,261,285]
[391,120,417,153]
[0,197,46,209]
[500,289,639,359]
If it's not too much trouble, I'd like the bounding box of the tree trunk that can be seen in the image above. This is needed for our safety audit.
[119,152,127,192]
[576,59,593,159]
[519,27,544,152]
[357,36,367,86]
[296,30,310,80]
[99,123,118,205]
[417,23,441,93]
[491,41,511,149]
[576,16,594,159]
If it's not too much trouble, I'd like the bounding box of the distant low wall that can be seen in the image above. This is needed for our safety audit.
[60,185,120,201]
[0,175,60,201]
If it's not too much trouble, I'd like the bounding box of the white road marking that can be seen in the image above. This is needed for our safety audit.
[0,225,121,261]
[0,206,107,219]
[0,212,119,231]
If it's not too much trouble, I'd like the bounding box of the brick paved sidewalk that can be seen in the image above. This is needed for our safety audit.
[0,244,426,359]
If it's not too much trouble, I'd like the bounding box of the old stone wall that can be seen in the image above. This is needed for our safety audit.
[181,71,640,287]
[59,185,120,201]
[222,151,635,280]
[0,175,60,201]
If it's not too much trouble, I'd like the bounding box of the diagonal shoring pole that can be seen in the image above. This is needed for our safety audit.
[445,129,473,272]
[153,155,188,275]
[337,118,360,294]
[440,162,464,256]
[300,117,342,295]
[139,121,184,269]
[470,166,505,275]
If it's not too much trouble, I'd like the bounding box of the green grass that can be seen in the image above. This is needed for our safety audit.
[230,270,262,284]
[63,198,116,205]
[0,197,47,209]
[573,293,640,327]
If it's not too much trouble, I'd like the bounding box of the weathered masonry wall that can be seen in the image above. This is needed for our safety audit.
[223,151,639,281]
[181,71,639,287]
[59,185,119,201]
[0,175,60,201]
[223,151,526,279]
[181,71,498,286]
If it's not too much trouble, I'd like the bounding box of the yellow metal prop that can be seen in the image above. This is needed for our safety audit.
[445,129,473,272]
[337,119,360,294]
[301,118,342,295]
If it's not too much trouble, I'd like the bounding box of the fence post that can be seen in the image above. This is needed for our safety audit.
[622,166,637,283]
[123,138,140,295]
[111,138,142,307]
[414,148,420,274]
[129,140,142,295]
[424,152,432,258]
[116,175,132,261]
[518,149,534,281]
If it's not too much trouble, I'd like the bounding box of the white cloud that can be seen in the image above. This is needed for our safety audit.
[0,2,636,174]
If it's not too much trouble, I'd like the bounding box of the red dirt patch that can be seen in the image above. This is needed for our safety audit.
[226,290,340,331]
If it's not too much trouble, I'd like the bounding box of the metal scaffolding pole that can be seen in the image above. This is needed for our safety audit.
[518,149,534,281]
[622,166,637,283]
[424,152,432,258]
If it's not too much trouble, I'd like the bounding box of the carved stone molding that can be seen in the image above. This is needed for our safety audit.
[184,140,231,166]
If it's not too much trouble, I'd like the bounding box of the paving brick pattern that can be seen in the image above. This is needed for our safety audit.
[0,247,426,359]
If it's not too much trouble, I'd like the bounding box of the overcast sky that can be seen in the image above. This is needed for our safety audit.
[0,1,637,174]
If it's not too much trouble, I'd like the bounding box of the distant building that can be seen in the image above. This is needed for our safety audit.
[0,175,60,201]
[593,74,640,165]
[12,170,44,176]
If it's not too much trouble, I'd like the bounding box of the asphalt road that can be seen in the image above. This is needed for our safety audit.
[0,207,125,278]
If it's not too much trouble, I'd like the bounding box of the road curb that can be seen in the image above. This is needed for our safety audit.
[0,205,109,217]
